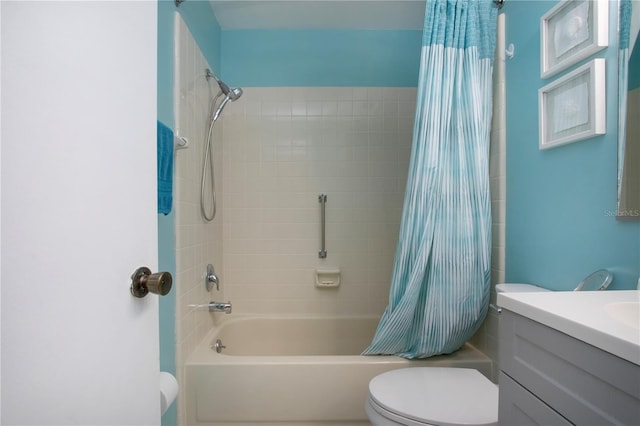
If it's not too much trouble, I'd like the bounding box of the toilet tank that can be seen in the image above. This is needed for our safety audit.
[495,283,550,293]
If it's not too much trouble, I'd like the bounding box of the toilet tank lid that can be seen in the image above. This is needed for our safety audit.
[495,283,550,293]
[368,367,498,426]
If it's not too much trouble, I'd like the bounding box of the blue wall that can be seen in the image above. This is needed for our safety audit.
[505,1,640,290]
[157,4,176,425]
[221,29,422,87]
[157,1,221,425]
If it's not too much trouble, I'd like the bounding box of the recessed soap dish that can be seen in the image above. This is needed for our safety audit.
[315,268,341,288]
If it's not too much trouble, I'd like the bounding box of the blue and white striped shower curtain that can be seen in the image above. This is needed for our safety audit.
[363,0,497,359]
[618,0,631,199]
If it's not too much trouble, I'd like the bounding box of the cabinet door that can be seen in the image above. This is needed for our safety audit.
[499,373,572,426]
[500,310,640,424]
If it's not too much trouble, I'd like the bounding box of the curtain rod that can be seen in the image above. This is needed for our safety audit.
[175,0,505,9]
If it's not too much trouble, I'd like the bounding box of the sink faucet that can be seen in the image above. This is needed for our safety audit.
[208,301,232,314]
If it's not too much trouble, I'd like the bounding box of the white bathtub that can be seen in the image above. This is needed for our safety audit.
[185,315,493,426]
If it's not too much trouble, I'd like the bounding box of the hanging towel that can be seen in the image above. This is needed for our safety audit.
[157,120,174,215]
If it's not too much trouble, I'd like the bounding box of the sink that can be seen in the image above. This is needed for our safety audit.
[498,290,640,366]
[604,302,640,330]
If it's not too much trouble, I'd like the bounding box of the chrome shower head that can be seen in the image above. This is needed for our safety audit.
[206,68,243,121]
[212,87,243,121]
[206,68,241,99]
[228,86,243,101]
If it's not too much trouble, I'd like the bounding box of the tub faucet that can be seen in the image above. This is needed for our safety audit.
[209,301,232,314]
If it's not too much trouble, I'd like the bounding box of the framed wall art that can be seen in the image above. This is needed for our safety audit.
[539,58,606,149]
[541,0,608,78]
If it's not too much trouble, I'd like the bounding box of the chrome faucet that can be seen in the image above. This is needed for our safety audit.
[208,301,232,314]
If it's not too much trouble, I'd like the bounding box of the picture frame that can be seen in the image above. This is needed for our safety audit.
[539,58,606,150]
[540,0,608,79]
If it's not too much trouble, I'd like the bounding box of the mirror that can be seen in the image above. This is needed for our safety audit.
[573,269,613,291]
[617,0,640,220]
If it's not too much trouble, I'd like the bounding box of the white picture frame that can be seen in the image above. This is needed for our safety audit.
[540,0,608,79]
[539,58,606,150]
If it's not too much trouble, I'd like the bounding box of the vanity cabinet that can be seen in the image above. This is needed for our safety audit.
[498,309,640,425]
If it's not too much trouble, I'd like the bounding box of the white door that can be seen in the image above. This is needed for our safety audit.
[1,2,161,424]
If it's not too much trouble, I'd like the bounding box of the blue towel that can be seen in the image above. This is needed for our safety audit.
[157,121,174,215]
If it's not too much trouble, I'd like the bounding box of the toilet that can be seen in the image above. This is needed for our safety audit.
[365,273,613,425]
[365,283,549,426]
[495,268,613,293]
[366,367,499,426]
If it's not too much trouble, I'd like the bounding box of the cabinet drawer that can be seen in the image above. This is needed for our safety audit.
[500,310,640,425]
[499,372,571,426]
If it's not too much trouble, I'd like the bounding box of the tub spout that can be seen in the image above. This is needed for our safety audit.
[209,301,232,314]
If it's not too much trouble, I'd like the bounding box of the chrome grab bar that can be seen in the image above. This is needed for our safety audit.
[318,194,327,258]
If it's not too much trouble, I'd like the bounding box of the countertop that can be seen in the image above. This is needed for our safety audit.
[497,290,640,366]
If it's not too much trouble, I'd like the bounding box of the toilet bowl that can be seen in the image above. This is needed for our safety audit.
[366,367,498,426]
[365,282,553,426]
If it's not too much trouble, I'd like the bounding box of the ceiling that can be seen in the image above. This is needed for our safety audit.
[209,0,426,30]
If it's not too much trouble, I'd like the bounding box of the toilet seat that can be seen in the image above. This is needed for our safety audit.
[367,367,498,426]
[367,394,435,426]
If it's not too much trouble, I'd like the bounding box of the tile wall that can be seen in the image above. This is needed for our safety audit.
[173,14,224,425]
[221,87,416,316]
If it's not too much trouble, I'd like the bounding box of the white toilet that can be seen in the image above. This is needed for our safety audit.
[364,283,548,426]
[495,268,613,293]
[366,367,499,426]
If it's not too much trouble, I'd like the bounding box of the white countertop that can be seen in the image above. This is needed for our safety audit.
[497,290,640,366]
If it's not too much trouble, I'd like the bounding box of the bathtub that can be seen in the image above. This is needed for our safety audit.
[185,315,493,426]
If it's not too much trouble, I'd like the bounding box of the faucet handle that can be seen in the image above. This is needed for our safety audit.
[206,264,219,292]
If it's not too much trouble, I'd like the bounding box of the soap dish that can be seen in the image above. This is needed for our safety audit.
[315,268,341,288]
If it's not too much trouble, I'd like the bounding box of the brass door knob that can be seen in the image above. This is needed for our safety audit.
[130,267,173,298]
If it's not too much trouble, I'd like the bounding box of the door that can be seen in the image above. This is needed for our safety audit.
[1,2,160,424]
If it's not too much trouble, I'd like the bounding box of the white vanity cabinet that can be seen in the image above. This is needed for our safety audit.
[496,291,640,426]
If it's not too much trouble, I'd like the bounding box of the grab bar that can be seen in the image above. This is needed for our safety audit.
[318,194,327,258]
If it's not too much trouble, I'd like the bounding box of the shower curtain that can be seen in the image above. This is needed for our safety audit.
[618,0,631,202]
[363,0,497,359]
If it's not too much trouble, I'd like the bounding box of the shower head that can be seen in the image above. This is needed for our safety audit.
[227,86,243,101]
[212,87,243,121]
[206,68,243,121]
[206,68,242,100]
